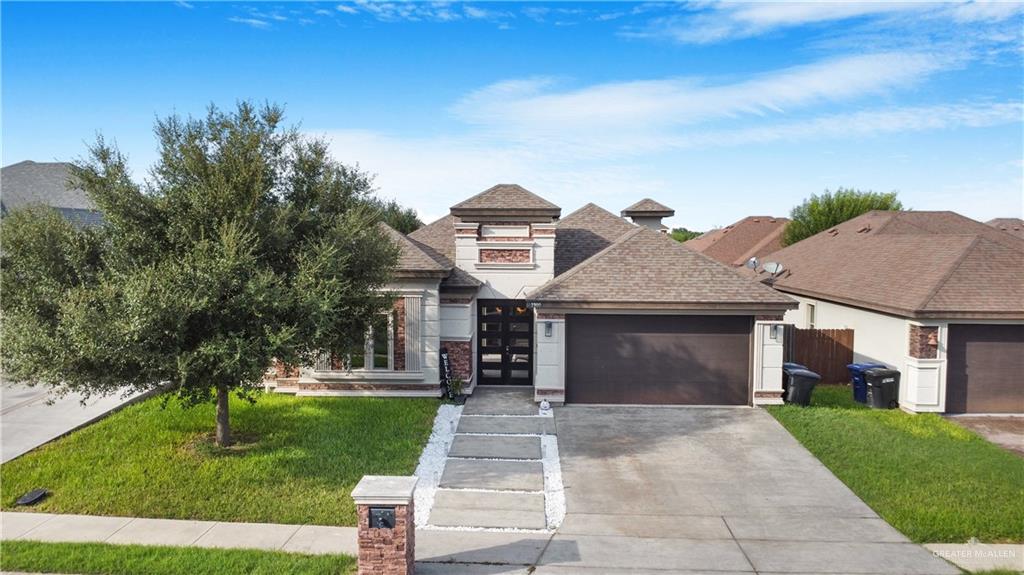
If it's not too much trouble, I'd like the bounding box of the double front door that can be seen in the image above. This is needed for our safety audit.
[477,300,533,385]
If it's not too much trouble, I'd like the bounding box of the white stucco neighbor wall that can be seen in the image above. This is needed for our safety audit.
[753,321,785,405]
[783,295,908,369]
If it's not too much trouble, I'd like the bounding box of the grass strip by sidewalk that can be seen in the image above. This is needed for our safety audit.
[1,393,438,526]
[767,385,1024,544]
[0,540,355,575]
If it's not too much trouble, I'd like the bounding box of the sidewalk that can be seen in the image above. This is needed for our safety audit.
[0,512,358,556]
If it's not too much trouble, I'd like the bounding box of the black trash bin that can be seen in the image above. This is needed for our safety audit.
[781,362,808,395]
[864,368,900,409]
[783,368,821,406]
[847,363,887,404]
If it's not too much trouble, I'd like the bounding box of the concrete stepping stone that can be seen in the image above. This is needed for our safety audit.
[429,507,547,530]
[440,459,544,491]
[449,435,542,460]
[457,415,555,435]
[434,489,545,511]
[463,387,537,416]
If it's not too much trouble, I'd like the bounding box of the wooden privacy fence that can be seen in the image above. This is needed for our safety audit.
[783,327,854,384]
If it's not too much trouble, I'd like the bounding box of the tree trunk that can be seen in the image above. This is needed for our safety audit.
[215,385,232,447]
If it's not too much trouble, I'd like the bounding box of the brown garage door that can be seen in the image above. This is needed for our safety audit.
[565,314,752,405]
[946,324,1024,414]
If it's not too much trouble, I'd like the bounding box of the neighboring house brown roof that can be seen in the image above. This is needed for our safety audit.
[621,198,674,217]
[555,203,636,276]
[405,216,481,288]
[987,218,1024,239]
[756,211,1024,319]
[450,184,561,219]
[685,216,789,266]
[378,222,449,278]
[530,226,795,310]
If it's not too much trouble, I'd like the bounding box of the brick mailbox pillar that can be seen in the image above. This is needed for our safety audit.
[351,475,418,575]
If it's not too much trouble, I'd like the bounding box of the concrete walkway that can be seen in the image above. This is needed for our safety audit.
[427,387,556,531]
[0,511,358,556]
[1,382,144,463]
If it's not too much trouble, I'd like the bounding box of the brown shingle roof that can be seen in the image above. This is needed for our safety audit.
[757,211,1024,319]
[621,198,674,217]
[405,216,481,288]
[450,184,560,219]
[530,227,795,309]
[555,203,636,276]
[987,218,1024,239]
[686,216,789,266]
[379,222,449,277]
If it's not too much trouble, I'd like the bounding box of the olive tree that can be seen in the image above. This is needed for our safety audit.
[1,103,400,446]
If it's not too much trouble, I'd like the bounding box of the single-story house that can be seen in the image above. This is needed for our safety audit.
[271,184,797,406]
[987,217,1024,239]
[754,210,1024,414]
[1,161,103,226]
[685,215,789,267]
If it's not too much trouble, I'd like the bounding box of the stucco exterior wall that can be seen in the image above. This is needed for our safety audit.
[455,222,555,300]
[783,295,908,369]
[534,313,566,403]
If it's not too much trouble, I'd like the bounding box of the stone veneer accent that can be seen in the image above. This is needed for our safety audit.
[479,248,531,264]
[354,484,415,575]
[909,324,939,359]
[442,340,472,382]
[393,298,406,371]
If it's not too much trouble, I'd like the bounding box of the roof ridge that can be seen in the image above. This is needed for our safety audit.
[378,221,449,271]
[530,226,644,298]
[559,202,606,222]
[916,235,983,311]
[731,222,787,266]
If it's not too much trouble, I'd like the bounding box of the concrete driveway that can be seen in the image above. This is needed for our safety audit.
[1,382,143,463]
[417,406,958,574]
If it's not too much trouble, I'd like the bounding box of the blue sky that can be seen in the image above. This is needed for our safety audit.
[3,1,1022,230]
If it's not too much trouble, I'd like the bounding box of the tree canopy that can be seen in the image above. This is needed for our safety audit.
[782,187,903,246]
[1,102,403,445]
[670,227,702,242]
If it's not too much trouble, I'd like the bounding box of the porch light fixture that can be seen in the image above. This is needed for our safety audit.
[544,321,553,337]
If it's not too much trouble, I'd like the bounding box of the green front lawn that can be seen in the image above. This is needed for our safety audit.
[0,541,355,575]
[767,385,1024,543]
[0,393,438,526]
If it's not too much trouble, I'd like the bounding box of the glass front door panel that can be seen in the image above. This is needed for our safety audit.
[476,300,534,385]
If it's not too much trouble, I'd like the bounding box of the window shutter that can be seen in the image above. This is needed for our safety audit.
[404,296,422,371]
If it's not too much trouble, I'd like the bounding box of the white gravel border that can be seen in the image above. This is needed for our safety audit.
[541,434,566,529]
[413,403,462,527]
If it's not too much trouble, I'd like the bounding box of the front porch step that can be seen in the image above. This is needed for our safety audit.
[462,387,538,416]
[457,415,555,435]
[439,459,544,491]
[449,435,542,460]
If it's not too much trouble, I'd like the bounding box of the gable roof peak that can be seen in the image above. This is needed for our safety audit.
[621,198,674,217]
[450,184,560,220]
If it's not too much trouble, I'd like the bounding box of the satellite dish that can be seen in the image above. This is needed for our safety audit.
[745,257,758,269]
[763,261,784,275]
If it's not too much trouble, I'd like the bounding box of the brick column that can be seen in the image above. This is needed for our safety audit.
[352,476,418,575]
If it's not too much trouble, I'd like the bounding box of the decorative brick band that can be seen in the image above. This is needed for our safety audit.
[754,390,783,399]
[481,236,534,242]
[290,382,440,392]
[535,388,563,396]
[440,296,474,305]
[479,248,531,263]
[393,298,406,371]
[909,324,939,359]
[441,340,473,383]
[537,312,565,320]
[756,314,785,321]
[531,227,556,236]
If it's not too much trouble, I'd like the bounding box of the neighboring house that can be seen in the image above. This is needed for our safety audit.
[620,198,674,232]
[271,184,796,406]
[1,161,103,226]
[685,216,789,267]
[987,217,1024,239]
[754,210,1024,414]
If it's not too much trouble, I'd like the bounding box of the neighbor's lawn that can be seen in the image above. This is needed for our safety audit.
[767,385,1024,544]
[0,541,356,575]
[0,393,438,526]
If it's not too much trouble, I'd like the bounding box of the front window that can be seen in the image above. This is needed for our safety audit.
[338,310,396,371]
[806,303,816,329]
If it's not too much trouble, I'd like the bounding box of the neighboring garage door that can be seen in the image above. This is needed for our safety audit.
[565,314,752,405]
[946,324,1024,414]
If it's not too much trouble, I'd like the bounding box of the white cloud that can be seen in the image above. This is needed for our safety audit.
[451,52,955,139]
[336,4,358,15]
[625,1,1024,44]
[227,16,270,29]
